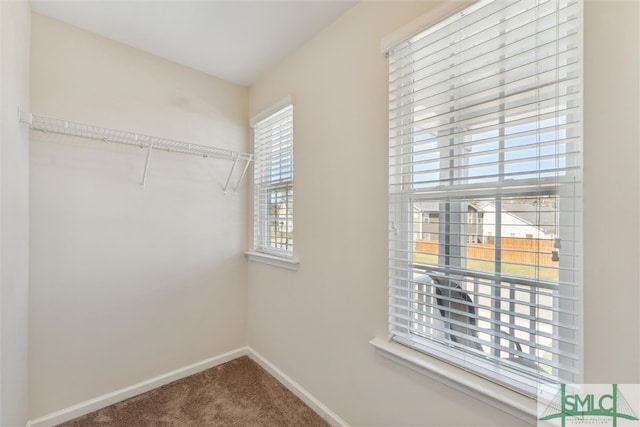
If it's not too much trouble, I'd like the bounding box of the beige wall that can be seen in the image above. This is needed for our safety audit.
[22,0,640,424]
[248,1,639,426]
[1,1,31,425]
[583,0,639,383]
[29,13,249,418]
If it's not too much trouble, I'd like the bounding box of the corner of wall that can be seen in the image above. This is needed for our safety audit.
[1,0,31,425]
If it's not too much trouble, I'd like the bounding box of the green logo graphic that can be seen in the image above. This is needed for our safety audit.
[539,384,639,427]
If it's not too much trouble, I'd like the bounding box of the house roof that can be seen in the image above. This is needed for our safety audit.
[413,200,557,235]
[501,202,557,235]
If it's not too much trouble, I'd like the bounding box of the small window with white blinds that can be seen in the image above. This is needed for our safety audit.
[387,0,582,397]
[252,104,294,257]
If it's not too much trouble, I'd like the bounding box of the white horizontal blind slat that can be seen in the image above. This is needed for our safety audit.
[388,0,582,398]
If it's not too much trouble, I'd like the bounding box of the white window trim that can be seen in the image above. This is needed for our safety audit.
[379,0,582,418]
[249,96,298,269]
[250,96,295,127]
[369,337,537,425]
[245,251,300,271]
[380,0,476,54]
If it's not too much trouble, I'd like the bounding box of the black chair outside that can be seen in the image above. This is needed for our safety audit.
[424,272,538,370]
[433,277,484,353]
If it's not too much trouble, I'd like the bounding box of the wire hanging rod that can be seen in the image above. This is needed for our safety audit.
[19,110,253,192]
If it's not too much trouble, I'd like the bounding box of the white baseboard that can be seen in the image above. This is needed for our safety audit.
[247,348,349,427]
[26,347,250,427]
[26,346,348,427]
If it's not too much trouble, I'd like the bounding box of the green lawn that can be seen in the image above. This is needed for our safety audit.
[413,253,559,281]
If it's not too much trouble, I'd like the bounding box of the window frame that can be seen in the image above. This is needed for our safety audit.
[248,98,298,269]
[382,0,583,409]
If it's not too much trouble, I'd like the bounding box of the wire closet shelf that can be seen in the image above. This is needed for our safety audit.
[19,110,253,192]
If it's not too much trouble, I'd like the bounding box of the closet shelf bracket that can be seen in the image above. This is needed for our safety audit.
[223,152,252,194]
[140,143,153,190]
[18,110,254,192]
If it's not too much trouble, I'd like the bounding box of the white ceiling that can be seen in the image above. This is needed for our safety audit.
[30,0,358,86]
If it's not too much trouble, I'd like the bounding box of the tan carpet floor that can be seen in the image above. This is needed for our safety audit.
[56,356,330,427]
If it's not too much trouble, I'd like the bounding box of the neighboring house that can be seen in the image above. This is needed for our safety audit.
[478,201,556,240]
[413,201,484,243]
[414,201,554,242]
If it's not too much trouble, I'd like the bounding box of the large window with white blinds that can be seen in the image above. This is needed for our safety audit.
[252,104,294,257]
[387,0,582,397]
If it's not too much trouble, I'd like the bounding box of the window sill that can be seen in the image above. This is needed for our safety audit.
[245,251,300,271]
[369,337,537,425]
